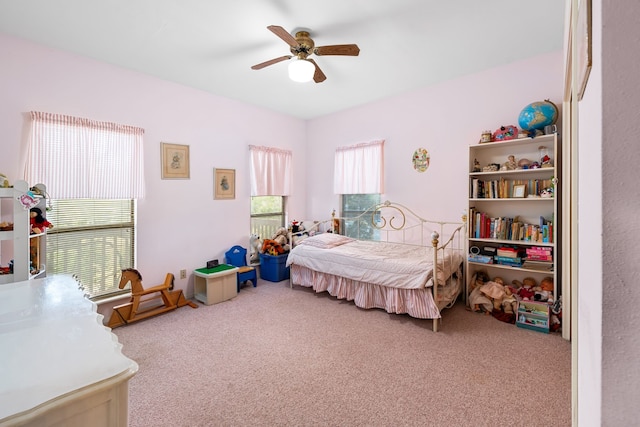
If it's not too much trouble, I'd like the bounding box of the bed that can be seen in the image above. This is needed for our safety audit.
[286,201,466,331]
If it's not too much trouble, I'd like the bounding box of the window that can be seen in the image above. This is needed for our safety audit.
[251,196,284,240]
[341,194,381,239]
[248,145,291,240]
[46,199,135,298]
[25,112,144,299]
[334,140,384,240]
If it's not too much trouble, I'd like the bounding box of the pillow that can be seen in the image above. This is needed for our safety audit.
[296,233,355,249]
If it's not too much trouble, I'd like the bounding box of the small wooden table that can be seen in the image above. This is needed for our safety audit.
[193,265,239,305]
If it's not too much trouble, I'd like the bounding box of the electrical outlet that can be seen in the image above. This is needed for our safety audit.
[180,269,186,279]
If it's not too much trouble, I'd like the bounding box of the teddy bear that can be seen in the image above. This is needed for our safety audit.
[270,227,291,252]
[249,234,262,264]
[30,207,53,234]
[272,227,288,245]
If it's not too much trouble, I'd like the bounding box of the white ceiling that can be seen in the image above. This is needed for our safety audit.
[0,0,566,120]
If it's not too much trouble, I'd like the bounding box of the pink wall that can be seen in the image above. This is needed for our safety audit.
[0,33,307,298]
[306,50,564,223]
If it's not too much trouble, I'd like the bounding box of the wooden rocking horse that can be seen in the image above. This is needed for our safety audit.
[108,268,197,328]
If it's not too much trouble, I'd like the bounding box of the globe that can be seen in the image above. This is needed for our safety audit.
[518,100,558,132]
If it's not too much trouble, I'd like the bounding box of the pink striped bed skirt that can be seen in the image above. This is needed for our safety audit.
[290,264,442,319]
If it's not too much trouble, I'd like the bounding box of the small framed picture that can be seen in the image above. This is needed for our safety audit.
[214,168,235,200]
[161,143,190,179]
[512,184,526,198]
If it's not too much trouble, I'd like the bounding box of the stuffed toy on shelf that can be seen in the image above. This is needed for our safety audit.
[30,207,53,234]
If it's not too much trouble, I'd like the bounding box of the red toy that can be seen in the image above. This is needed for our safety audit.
[30,207,53,234]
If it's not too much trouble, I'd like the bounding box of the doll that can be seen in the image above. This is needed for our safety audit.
[501,285,518,314]
[535,276,554,302]
[513,277,536,301]
[30,207,53,234]
[468,272,493,313]
[502,155,517,171]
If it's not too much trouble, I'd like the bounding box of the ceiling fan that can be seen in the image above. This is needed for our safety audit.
[251,25,360,83]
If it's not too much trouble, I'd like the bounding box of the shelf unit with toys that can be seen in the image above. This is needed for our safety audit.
[466,133,564,335]
[0,180,48,284]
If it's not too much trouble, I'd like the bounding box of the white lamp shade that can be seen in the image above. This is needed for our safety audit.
[288,59,315,82]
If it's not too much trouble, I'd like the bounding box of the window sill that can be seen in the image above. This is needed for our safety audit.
[93,292,131,306]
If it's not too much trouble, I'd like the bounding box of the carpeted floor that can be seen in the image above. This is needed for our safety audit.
[114,278,571,427]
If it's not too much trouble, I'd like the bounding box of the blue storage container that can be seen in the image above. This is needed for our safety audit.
[259,253,290,282]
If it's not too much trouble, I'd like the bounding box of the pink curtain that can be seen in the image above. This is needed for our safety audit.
[249,145,292,196]
[24,112,145,199]
[334,140,385,194]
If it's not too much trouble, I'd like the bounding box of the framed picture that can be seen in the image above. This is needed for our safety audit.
[161,143,190,179]
[577,0,592,101]
[214,168,235,200]
[512,184,526,198]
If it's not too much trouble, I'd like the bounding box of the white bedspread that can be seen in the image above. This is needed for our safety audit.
[286,238,461,290]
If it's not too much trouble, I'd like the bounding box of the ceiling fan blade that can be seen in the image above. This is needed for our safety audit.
[308,59,327,83]
[267,25,299,48]
[251,55,292,70]
[314,44,360,56]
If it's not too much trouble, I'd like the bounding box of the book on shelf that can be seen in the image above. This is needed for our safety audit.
[468,254,493,264]
[527,246,553,254]
[497,247,519,258]
[526,254,553,261]
[521,260,554,271]
[471,178,553,199]
[494,256,523,266]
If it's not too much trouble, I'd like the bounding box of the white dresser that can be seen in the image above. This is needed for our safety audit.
[0,275,138,426]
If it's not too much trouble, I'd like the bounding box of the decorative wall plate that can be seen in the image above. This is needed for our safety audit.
[412,148,430,172]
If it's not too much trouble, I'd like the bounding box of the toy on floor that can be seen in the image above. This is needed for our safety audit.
[249,233,262,264]
[512,277,536,301]
[468,271,493,314]
[108,268,197,328]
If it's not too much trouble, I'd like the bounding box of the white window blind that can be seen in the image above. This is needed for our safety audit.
[25,111,145,199]
[334,140,385,194]
[249,145,292,196]
[46,199,135,298]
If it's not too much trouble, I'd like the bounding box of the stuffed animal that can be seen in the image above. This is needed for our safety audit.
[262,239,285,256]
[269,227,291,252]
[540,187,553,198]
[249,234,262,264]
[30,207,53,234]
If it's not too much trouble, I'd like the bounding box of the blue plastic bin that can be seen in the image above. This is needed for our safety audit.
[259,253,290,282]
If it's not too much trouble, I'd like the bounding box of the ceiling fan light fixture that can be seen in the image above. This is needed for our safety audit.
[288,58,314,82]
